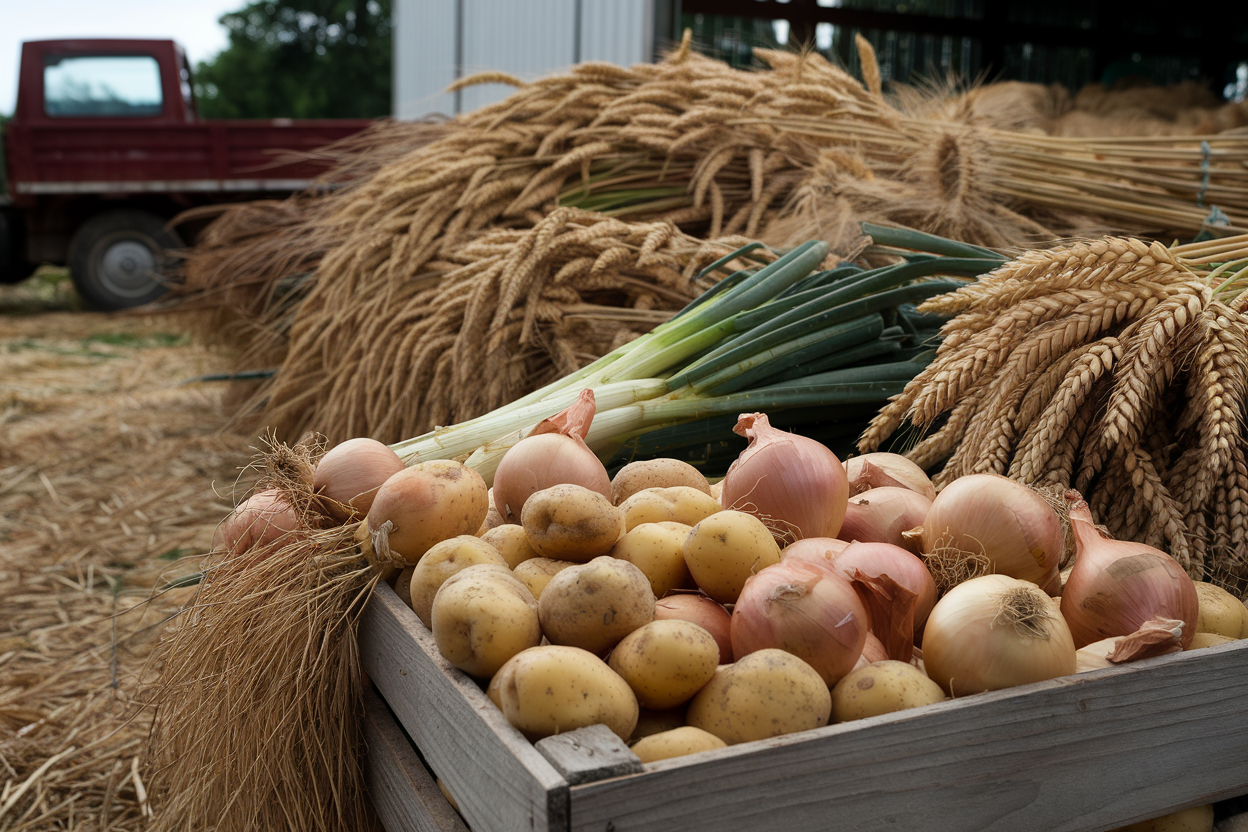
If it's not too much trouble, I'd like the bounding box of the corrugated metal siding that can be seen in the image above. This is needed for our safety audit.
[581,0,652,66]
[459,0,577,113]
[394,0,457,119]
[394,0,652,119]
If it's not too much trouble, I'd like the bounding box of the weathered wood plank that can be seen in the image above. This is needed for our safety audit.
[362,685,470,832]
[535,725,644,786]
[360,582,567,832]
[569,640,1248,832]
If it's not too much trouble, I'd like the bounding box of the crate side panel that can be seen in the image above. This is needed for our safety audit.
[362,685,470,832]
[569,641,1248,832]
[360,583,567,832]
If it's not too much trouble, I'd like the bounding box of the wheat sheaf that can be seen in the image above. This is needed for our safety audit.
[861,233,1248,588]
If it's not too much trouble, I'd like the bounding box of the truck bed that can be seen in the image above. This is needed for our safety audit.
[5,119,373,198]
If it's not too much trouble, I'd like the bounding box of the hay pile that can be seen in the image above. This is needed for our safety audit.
[0,304,255,830]
[172,34,1248,447]
[904,78,1248,138]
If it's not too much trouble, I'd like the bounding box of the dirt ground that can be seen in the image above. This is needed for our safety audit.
[0,271,257,830]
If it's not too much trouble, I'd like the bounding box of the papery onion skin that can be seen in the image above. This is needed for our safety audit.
[312,437,407,522]
[844,453,936,500]
[920,473,1063,595]
[838,487,932,550]
[492,390,611,522]
[213,489,301,555]
[730,560,868,686]
[1075,618,1184,672]
[654,594,734,664]
[923,574,1076,696]
[721,412,849,544]
[1059,491,1199,649]
[828,541,938,630]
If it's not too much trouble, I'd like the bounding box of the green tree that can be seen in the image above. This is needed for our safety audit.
[193,0,391,118]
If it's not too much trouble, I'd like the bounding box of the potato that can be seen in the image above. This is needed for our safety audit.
[539,557,655,655]
[708,480,723,501]
[610,523,692,598]
[487,645,638,741]
[608,620,719,709]
[1194,582,1248,638]
[683,510,782,604]
[654,594,733,663]
[431,565,541,678]
[435,778,460,813]
[830,660,946,722]
[1186,632,1236,651]
[367,461,489,564]
[408,535,508,627]
[478,488,506,535]
[522,484,624,562]
[619,486,721,531]
[612,459,711,505]
[630,726,726,763]
[1109,804,1214,832]
[392,565,416,609]
[687,649,831,744]
[629,706,688,744]
[481,524,538,569]
[513,557,577,600]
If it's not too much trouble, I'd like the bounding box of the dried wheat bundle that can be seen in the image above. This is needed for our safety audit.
[255,208,765,443]
[860,232,1248,587]
[167,118,452,366]
[143,438,385,832]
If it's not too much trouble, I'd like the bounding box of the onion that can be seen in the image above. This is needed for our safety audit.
[918,473,1063,595]
[923,574,1076,695]
[654,594,733,663]
[838,487,931,551]
[781,537,849,567]
[492,390,610,522]
[366,460,490,565]
[1059,490,1198,649]
[730,559,868,685]
[844,453,936,500]
[852,631,889,670]
[312,437,406,523]
[213,489,300,555]
[828,541,938,631]
[1075,618,1185,672]
[721,412,849,544]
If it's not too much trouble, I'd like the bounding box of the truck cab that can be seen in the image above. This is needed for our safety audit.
[1,38,371,309]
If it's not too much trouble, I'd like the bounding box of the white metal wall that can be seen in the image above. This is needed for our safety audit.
[395,0,653,119]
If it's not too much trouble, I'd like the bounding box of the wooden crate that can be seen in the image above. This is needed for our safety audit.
[359,581,1248,832]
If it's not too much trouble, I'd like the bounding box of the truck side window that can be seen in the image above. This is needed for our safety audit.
[43,55,163,117]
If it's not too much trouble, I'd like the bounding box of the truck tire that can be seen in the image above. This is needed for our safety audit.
[68,209,181,310]
[0,213,37,285]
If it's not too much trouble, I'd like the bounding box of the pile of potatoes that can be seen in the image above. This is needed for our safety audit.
[217,432,1248,777]
[374,456,948,764]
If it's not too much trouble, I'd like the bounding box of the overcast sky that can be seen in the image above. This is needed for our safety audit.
[0,0,240,115]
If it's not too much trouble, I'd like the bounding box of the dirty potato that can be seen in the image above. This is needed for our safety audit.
[612,459,712,505]
[538,557,655,654]
[521,484,624,561]
[608,620,719,709]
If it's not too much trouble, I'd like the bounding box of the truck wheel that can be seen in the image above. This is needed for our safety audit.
[0,213,37,285]
[68,210,181,310]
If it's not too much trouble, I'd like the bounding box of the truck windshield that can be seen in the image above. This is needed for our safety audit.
[43,55,163,117]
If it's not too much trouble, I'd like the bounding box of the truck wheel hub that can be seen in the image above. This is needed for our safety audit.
[100,240,158,297]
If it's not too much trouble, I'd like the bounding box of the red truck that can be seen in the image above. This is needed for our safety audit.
[0,38,373,309]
